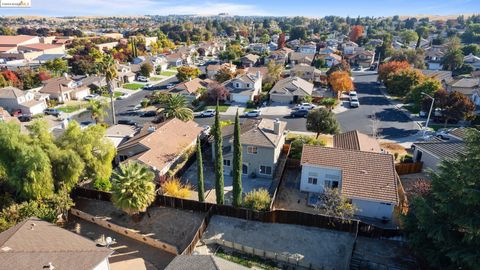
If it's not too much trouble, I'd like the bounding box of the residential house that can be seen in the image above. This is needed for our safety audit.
[0,107,20,124]
[219,118,287,179]
[265,49,289,65]
[240,54,260,67]
[248,43,270,54]
[286,39,301,49]
[421,70,454,89]
[319,53,342,67]
[464,53,480,70]
[206,63,237,79]
[412,131,467,171]
[0,217,112,270]
[298,43,317,54]
[224,72,262,103]
[425,49,445,70]
[300,145,399,220]
[347,50,375,68]
[132,55,169,74]
[342,41,359,55]
[169,78,213,103]
[166,52,191,67]
[40,75,91,102]
[366,39,383,47]
[244,66,269,79]
[116,118,202,179]
[74,75,107,91]
[333,130,382,153]
[269,76,314,104]
[95,41,119,52]
[0,86,47,115]
[166,255,249,270]
[290,64,320,82]
[289,52,315,66]
[117,64,136,83]
[447,78,480,105]
[318,47,339,56]
[105,124,139,148]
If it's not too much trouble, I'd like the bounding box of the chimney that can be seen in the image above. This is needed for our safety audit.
[273,118,281,135]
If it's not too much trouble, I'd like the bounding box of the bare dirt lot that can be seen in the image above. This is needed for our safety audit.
[75,197,205,252]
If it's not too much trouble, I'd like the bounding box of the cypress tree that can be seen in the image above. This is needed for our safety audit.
[196,137,205,202]
[232,110,243,207]
[213,103,224,204]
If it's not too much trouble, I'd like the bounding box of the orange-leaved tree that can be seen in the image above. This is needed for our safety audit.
[378,61,411,82]
[328,71,354,99]
[349,25,364,42]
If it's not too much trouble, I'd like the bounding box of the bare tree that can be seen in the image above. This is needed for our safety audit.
[370,114,381,139]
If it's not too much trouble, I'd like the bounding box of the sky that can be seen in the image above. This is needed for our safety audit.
[0,0,478,17]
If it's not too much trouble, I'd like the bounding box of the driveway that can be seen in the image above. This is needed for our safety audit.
[336,72,419,139]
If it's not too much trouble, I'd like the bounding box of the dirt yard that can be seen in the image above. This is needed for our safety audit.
[74,197,205,252]
[379,141,408,161]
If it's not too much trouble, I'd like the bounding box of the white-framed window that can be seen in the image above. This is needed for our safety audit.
[308,177,318,185]
[223,159,231,167]
[247,146,257,154]
[259,165,272,175]
[324,180,339,189]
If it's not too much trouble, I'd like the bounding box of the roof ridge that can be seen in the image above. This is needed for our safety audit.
[307,144,391,156]
[0,218,30,247]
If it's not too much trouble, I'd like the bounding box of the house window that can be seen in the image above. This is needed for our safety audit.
[247,146,257,154]
[246,83,250,88]
[308,177,318,185]
[119,155,128,162]
[236,83,240,88]
[223,159,231,167]
[259,165,272,175]
[324,180,339,189]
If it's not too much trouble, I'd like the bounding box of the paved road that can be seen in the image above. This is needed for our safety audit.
[336,72,419,139]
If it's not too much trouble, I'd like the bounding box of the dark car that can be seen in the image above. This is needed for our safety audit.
[117,119,138,126]
[17,114,32,122]
[140,111,157,117]
[290,109,309,118]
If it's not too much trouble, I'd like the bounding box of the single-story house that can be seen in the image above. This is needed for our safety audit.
[223,72,262,103]
[206,63,237,79]
[269,76,314,104]
[300,145,399,220]
[168,78,213,103]
[117,118,203,180]
[447,78,480,105]
[333,130,382,153]
[104,124,139,148]
[0,86,47,115]
[217,118,287,179]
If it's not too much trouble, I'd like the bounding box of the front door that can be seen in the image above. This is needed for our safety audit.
[242,164,248,175]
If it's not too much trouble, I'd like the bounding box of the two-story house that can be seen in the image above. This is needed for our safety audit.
[223,72,262,103]
[289,52,315,66]
[298,43,317,54]
[206,63,237,80]
[270,76,314,104]
[300,145,399,220]
[290,64,320,82]
[168,78,214,103]
[117,64,136,83]
[342,41,359,55]
[132,55,168,74]
[40,75,91,102]
[219,118,287,179]
[0,86,47,115]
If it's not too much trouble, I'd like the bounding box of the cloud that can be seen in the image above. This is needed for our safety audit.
[1,0,267,16]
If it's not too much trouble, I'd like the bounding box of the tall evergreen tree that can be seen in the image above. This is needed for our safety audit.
[213,103,224,204]
[232,110,243,207]
[196,137,205,202]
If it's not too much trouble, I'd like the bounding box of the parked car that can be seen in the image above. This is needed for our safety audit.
[290,109,309,118]
[166,83,175,89]
[80,121,95,129]
[83,94,99,101]
[296,103,316,110]
[143,83,153,90]
[117,119,138,126]
[350,96,360,108]
[137,76,149,82]
[11,109,22,117]
[116,93,128,100]
[44,108,63,117]
[17,114,32,122]
[348,91,357,98]
[201,125,211,137]
[140,110,157,117]
[435,128,453,140]
[200,109,215,117]
[131,104,142,111]
[244,109,261,118]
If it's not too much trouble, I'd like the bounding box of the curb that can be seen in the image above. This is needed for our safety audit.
[378,86,423,130]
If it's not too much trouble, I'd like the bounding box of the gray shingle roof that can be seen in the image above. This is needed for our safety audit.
[413,138,466,160]
[0,87,25,99]
[270,76,314,96]
[166,255,248,270]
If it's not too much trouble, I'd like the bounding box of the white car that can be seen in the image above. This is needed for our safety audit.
[137,76,148,82]
[166,83,175,89]
[200,109,215,117]
[201,125,211,137]
[116,93,127,100]
[244,109,261,117]
[83,94,99,101]
[297,103,316,110]
[350,96,360,108]
[349,91,358,98]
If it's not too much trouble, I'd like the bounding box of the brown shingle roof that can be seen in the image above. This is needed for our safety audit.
[333,130,381,153]
[222,118,286,148]
[0,217,112,270]
[301,145,398,204]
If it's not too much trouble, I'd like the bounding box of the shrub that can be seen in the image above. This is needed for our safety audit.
[162,178,192,199]
[141,98,150,108]
[289,135,326,159]
[93,178,112,191]
[244,189,271,211]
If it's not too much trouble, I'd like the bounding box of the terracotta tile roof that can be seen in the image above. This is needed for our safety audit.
[301,145,398,204]
[19,43,63,51]
[0,45,16,52]
[0,217,112,270]
[170,78,209,95]
[333,130,381,153]
[121,118,202,173]
[0,35,37,46]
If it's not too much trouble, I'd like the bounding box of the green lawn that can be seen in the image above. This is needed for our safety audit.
[160,70,177,76]
[101,92,124,98]
[122,83,144,90]
[244,107,257,112]
[57,104,87,113]
[150,76,162,81]
[206,105,229,112]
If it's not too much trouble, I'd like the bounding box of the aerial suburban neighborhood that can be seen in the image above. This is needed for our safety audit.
[0,1,479,269]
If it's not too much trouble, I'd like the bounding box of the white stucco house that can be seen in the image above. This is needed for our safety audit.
[300,145,399,220]
[0,86,47,115]
[223,72,262,103]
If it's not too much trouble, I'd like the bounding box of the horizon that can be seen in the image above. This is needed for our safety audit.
[0,0,478,17]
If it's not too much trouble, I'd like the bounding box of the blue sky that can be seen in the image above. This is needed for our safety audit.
[0,0,478,17]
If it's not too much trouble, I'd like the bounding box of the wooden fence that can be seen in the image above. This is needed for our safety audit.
[395,162,423,175]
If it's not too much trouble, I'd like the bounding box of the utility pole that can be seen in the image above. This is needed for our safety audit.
[422,92,435,138]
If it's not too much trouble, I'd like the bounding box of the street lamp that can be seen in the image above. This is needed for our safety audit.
[422,92,435,138]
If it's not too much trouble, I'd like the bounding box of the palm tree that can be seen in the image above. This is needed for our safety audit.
[88,99,109,124]
[162,94,194,121]
[111,161,156,216]
[100,54,118,124]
